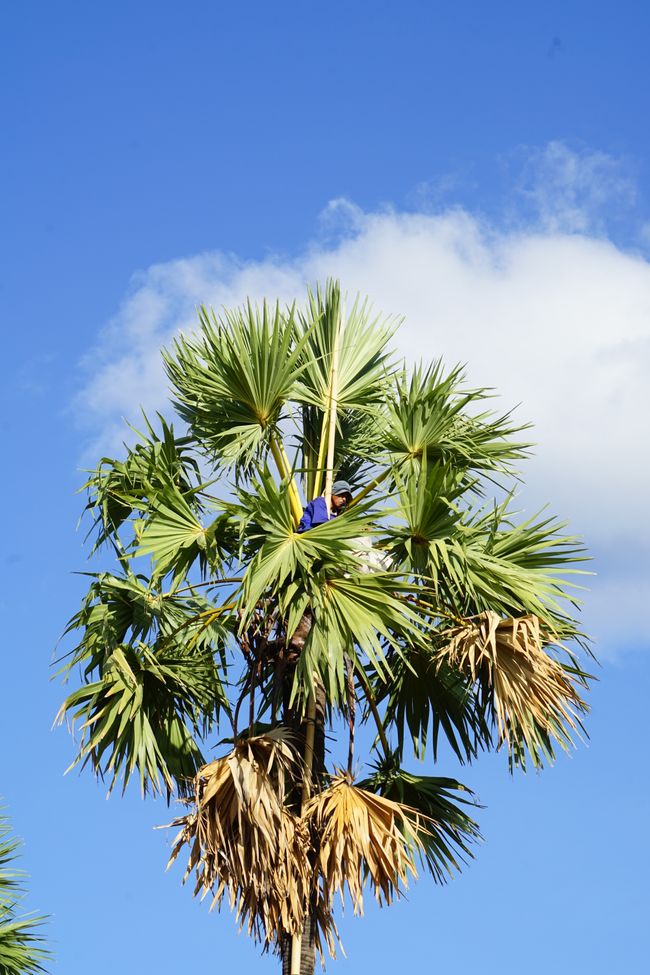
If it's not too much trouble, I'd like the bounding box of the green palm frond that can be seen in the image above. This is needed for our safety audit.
[135,485,237,586]
[57,639,225,797]
[163,301,310,474]
[0,810,49,975]
[56,571,160,679]
[231,474,428,704]
[293,281,397,498]
[373,646,487,764]
[383,362,530,476]
[456,503,589,630]
[234,473,378,615]
[57,569,235,681]
[294,573,428,706]
[386,477,588,631]
[56,575,235,797]
[294,281,398,415]
[82,413,201,552]
[382,461,465,575]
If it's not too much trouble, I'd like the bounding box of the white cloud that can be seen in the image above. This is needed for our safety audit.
[514,140,637,233]
[75,145,650,654]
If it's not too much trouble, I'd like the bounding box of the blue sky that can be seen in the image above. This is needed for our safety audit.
[2,1,649,972]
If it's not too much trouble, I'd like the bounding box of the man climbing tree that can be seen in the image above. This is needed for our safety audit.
[297,480,353,533]
[57,280,591,974]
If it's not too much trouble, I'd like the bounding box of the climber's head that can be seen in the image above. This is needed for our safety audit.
[331,480,353,510]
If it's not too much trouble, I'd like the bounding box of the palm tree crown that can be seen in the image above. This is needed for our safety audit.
[57,280,591,970]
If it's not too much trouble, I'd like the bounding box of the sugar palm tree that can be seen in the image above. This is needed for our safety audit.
[0,808,49,975]
[57,281,591,973]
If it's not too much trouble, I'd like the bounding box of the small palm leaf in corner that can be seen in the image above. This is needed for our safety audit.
[0,808,50,975]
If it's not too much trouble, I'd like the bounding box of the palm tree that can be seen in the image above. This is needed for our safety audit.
[0,808,49,975]
[57,281,591,973]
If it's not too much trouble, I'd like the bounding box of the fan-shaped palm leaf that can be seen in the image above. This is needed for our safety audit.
[135,485,237,586]
[454,504,589,630]
[294,282,398,415]
[294,573,428,706]
[163,302,310,474]
[57,641,224,796]
[303,773,426,915]
[382,361,530,476]
[373,647,487,764]
[82,412,201,552]
[293,281,397,499]
[382,461,464,576]
[56,570,234,681]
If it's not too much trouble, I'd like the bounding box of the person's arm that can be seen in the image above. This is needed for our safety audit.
[297,500,316,533]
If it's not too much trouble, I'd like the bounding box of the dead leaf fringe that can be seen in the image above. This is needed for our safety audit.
[438,611,588,761]
[166,729,315,947]
[304,773,426,916]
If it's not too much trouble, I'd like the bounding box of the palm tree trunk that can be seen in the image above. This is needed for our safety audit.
[280,689,325,974]
[281,915,317,975]
[285,289,341,974]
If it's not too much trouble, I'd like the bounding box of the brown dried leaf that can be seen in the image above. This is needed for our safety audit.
[438,611,588,762]
[304,773,425,916]
[166,729,316,948]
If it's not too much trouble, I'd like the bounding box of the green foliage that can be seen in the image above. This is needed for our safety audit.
[56,571,231,796]
[61,280,591,787]
[163,301,309,475]
[0,810,49,975]
[382,361,531,476]
[136,484,236,587]
[57,641,221,797]
[372,648,487,764]
[294,281,398,498]
[82,413,201,554]
[294,283,397,413]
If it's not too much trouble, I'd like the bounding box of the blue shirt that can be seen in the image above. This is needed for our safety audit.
[297,497,340,533]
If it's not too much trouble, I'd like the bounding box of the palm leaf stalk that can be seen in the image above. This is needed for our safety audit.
[56,280,593,971]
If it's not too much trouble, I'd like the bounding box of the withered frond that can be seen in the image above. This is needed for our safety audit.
[438,611,589,768]
[304,773,425,916]
[166,729,313,947]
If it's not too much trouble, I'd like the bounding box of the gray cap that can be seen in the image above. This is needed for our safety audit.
[331,480,353,497]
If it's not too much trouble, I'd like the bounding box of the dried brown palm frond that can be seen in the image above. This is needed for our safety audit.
[437,611,589,766]
[304,773,426,916]
[166,729,315,948]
